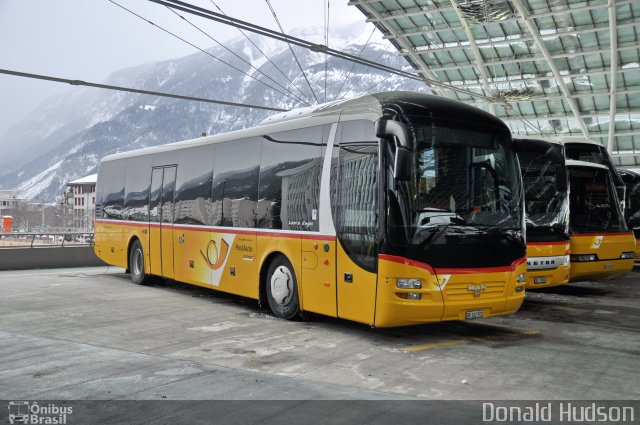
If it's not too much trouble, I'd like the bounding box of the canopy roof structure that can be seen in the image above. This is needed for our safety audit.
[351,0,640,166]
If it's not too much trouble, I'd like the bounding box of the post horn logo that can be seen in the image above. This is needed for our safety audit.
[200,238,230,270]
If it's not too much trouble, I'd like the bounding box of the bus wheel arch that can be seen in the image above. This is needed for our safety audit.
[128,237,149,285]
[260,252,301,320]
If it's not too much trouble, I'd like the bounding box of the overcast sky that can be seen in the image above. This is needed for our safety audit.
[0,0,373,135]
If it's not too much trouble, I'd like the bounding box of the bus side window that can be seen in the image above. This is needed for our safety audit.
[259,127,323,231]
[174,146,214,226]
[212,139,261,228]
[124,156,152,222]
[101,160,126,220]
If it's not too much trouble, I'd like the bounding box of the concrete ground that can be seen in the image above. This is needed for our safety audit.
[1,266,639,402]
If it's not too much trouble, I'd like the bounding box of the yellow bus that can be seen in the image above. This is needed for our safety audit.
[516,139,570,288]
[566,160,635,281]
[94,92,557,327]
[619,169,640,259]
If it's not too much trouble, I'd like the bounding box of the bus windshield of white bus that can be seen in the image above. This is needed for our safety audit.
[569,166,625,233]
[386,119,522,247]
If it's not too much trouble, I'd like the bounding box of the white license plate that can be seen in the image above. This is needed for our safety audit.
[534,277,547,284]
[465,310,484,320]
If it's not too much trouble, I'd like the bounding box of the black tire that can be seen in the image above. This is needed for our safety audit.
[265,255,300,320]
[129,239,149,285]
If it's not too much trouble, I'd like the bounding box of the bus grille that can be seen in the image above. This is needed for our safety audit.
[444,281,505,301]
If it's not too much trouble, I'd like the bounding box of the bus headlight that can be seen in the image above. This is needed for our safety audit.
[620,252,635,259]
[571,254,597,262]
[516,273,525,283]
[562,255,570,266]
[396,278,422,289]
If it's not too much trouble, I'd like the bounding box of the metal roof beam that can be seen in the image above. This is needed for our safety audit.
[449,0,496,114]
[493,107,640,120]
[443,66,639,86]
[370,0,634,25]
[410,45,640,72]
[394,20,640,54]
[608,0,618,154]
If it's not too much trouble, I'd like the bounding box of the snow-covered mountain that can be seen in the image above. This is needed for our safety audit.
[0,24,430,201]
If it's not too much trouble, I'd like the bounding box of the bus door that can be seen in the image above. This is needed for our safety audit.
[149,166,177,279]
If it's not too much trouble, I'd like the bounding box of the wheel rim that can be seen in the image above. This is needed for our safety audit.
[132,248,143,277]
[270,265,293,306]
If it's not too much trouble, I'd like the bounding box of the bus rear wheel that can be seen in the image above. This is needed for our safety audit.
[266,255,300,320]
[129,239,149,285]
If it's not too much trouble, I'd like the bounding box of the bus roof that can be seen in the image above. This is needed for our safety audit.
[101,91,509,163]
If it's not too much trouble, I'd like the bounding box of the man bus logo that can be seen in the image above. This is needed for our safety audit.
[468,284,487,297]
[200,238,230,270]
[591,235,604,249]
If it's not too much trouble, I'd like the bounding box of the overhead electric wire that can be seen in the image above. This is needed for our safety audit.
[164,5,310,106]
[0,68,288,112]
[264,0,319,104]
[332,27,376,101]
[207,0,313,105]
[146,0,493,101]
[107,0,303,106]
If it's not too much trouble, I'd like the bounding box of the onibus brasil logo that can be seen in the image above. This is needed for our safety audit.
[8,401,73,424]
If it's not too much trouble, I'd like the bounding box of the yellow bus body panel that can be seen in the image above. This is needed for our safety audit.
[635,237,640,260]
[300,238,337,318]
[374,255,526,327]
[569,232,635,281]
[525,241,570,289]
[374,255,444,327]
[336,242,377,326]
[95,219,527,328]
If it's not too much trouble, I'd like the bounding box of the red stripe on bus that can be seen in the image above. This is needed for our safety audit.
[378,254,435,274]
[95,219,336,240]
[570,232,634,237]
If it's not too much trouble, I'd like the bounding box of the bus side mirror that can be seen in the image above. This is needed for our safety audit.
[376,118,412,181]
[556,164,568,193]
[394,148,412,181]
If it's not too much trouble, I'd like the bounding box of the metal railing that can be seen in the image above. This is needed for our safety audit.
[0,231,94,248]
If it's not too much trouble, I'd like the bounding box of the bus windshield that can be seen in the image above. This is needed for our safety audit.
[568,166,625,233]
[386,117,522,247]
[518,151,569,239]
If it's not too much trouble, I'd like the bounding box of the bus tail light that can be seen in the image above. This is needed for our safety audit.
[396,278,422,289]
[571,254,597,262]
[620,252,635,259]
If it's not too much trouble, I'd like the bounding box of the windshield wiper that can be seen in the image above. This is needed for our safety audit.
[411,224,451,247]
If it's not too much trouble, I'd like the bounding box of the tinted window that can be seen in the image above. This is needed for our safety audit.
[569,166,624,233]
[174,146,214,225]
[161,167,177,224]
[100,160,126,220]
[259,126,324,231]
[149,168,163,223]
[212,139,261,228]
[123,155,152,222]
[337,143,378,270]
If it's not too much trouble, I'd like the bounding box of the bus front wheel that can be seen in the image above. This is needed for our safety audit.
[129,239,149,285]
[266,255,300,320]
